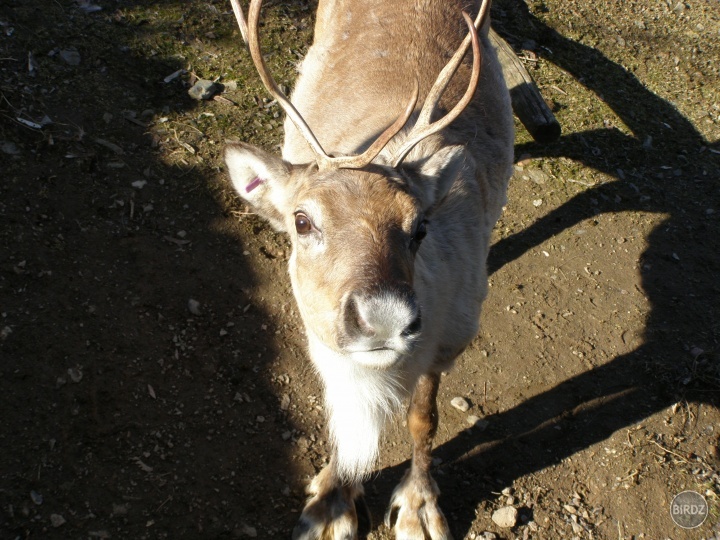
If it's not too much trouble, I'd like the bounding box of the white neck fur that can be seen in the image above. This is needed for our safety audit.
[307,334,407,481]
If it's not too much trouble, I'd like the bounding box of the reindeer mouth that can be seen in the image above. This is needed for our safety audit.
[343,333,424,369]
[348,347,407,369]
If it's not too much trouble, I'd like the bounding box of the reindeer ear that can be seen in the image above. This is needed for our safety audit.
[400,145,467,212]
[224,142,293,232]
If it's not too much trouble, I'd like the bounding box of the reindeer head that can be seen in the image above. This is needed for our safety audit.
[226,141,470,367]
[225,0,485,369]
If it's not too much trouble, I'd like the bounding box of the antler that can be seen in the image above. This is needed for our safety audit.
[241,0,330,167]
[231,0,487,170]
[390,1,490,168]
[229,0,249,45]
[231,0,418,171]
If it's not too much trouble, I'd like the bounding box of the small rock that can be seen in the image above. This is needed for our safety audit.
[527,169,549,184]
[95,138,124,155]
[450,397,470,412]
[68,366,83,383]
[533,199,543,207]
[240,524,257,537]
[131,180,147,189]
[163,69,185,83]
[59,49,81,66]
[188,299,202,315]
[466,415,489,431]
[30,490,43,505]
[134,458,153,473]
[188,79,221,101]
[1,141,21,155]
[296,436,310,450]
[478,533,498,540]
[112,503,129,516]
[491,506,518,528]
[50,514,66,527]
[76,0,103,13]
[28,51,38,76]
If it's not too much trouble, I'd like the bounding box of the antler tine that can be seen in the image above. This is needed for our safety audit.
[229,0,249,45]
[416,0,491,128]
[244,0,332,167]
[391,6,487,168]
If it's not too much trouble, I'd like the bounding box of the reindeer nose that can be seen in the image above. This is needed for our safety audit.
[401,311,422,336]
[339,286,421,349]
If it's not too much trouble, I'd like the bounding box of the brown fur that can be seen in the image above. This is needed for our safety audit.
[224,0,514,537]
[289,169,419,347]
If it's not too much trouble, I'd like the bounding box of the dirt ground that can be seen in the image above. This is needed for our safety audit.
[1,0,719,538]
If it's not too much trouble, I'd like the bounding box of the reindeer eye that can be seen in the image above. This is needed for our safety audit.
[294,212,313,235]
[414,220,428,242]
[410,219,428,250]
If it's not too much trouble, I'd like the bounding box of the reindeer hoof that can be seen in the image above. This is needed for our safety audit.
[384,472,452,540]
[292,481,369,540]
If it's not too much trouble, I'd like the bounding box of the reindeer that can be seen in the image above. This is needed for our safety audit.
[224,0,514,537]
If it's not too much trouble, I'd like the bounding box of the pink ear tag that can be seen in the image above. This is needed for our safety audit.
[245,176,264,193]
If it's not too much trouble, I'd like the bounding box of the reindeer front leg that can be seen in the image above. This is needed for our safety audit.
[386,372,452,540]
[293,458,370,540]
